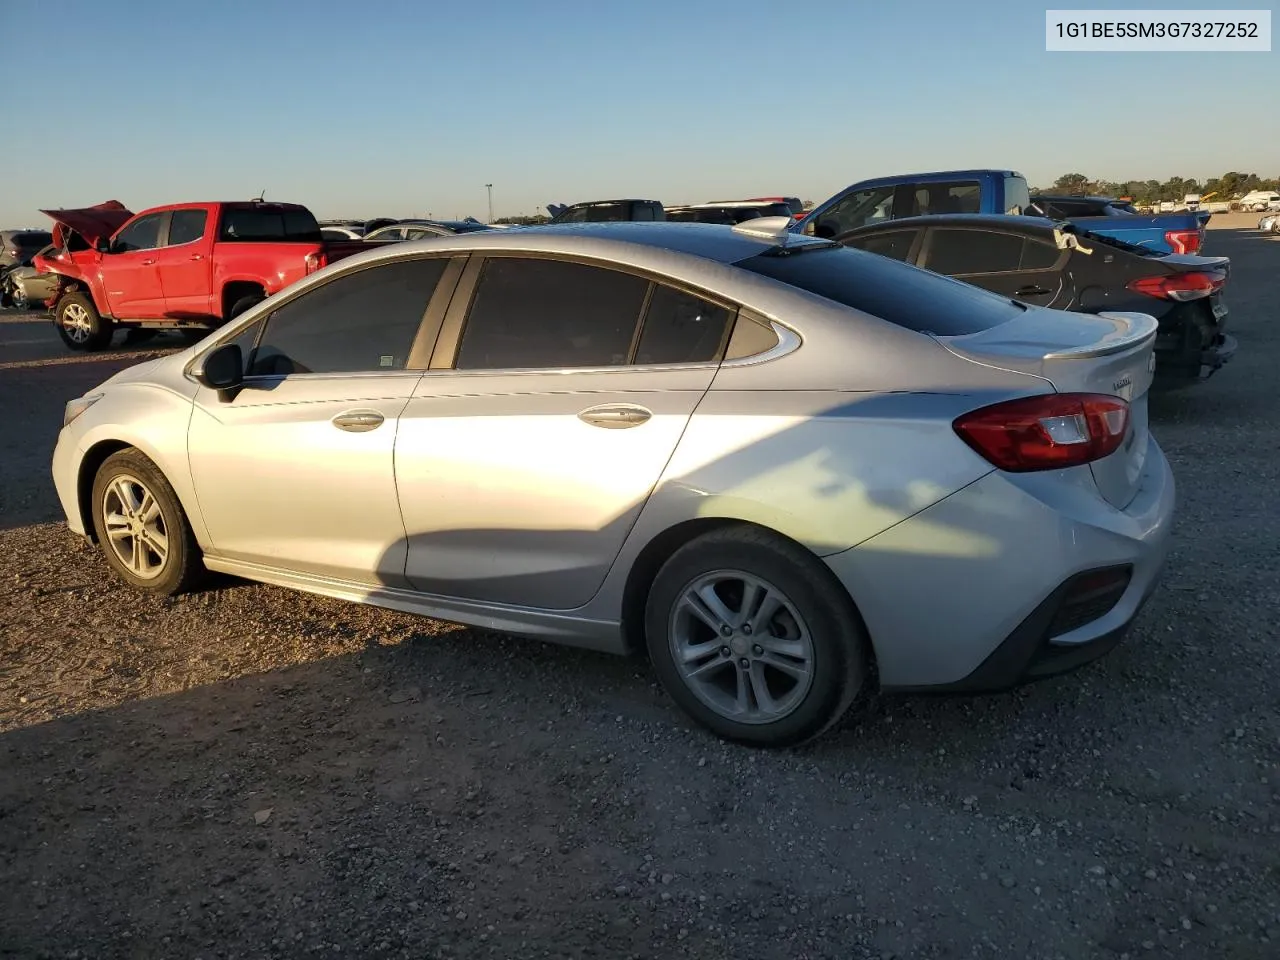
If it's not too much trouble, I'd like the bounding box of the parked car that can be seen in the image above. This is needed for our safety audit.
[1239,190,1280,212]
[838,213,1235,384]
[320,222,366,241]
[664,202,793,225]
[51,220,1172,747]
[0,245,60,310]
[796,170,1209,255]
[34,199,373,351]
[363,219,495,242]
[710,196,804,216]
[1257,212,1279,233]
[547,199,665,223]
[1,229,53,269]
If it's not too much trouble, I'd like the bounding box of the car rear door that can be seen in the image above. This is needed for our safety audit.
[395,254,735,610]
[155,206,214,318]
[187,254,461,585]
[919,226,1068,308]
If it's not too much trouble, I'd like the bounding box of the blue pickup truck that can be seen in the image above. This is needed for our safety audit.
[794,170,1208,255]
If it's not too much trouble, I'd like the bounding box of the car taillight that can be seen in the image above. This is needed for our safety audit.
[1126,271,1224,302]
[304,252,328,274]
[1164,228,1201,254]
[953,393,1130,472]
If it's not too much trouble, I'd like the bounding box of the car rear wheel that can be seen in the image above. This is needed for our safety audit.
[645,526,871,747]
[56,292,113,352]
[228,295,263,320]
[90,448,205,595]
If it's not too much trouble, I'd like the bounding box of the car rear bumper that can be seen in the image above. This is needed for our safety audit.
[822,435,1175,690]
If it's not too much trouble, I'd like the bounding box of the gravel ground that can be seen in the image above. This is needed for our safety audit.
[2,222,1278,959]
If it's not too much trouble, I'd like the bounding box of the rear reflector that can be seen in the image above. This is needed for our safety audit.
[953,393,1130,472]
[1164,228,1201,254]
[1127,271,1224,302]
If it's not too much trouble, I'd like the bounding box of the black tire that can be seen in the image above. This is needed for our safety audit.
[55,291,113,352]
[90,448,205,596]
[645,525,871,748]
[227,294,264,320]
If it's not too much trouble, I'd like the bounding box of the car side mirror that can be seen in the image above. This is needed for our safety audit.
[196,342,244,397]
[94,237,111,253]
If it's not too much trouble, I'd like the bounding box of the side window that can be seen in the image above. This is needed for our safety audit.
[112,214,163,253]
[167,210,208,246]
[455,258,648,370]
[925,229,1024,275]
[905,181,982,216]
[634,285,733,365]
[808,186,896,238]
[1003,176,1031,215]
[843,229,920,263]
[247,258,448,376]
[223,317,266,374]
[1020,238,1062,270]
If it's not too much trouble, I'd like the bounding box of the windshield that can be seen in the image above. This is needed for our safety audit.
[736,245,1025,336]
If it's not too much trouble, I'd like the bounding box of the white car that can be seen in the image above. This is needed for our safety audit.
[1239,191,1280,212]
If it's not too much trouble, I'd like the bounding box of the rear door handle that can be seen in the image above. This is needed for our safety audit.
[1015,285,1051,296]
[189,254,204,261]
[578,404,652,429]
[332,410,385,432]
[141,258,156,266]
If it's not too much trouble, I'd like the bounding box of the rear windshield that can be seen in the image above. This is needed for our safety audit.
[736,245,1025,337]
[219,206,321,242]
[12,231,52,248]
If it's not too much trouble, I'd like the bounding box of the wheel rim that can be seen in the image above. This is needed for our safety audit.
[62,302,92,342]
[101,473,170,580]
[668,570,815,725]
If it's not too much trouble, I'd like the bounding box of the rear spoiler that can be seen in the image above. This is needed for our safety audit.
[1043,312,1158,360]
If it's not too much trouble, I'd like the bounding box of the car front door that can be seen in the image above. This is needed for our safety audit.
[187,254,462,585]
[155,206,214,318]
[395,254,735,610]
[101,213,167,317]
[919,226,1068,308]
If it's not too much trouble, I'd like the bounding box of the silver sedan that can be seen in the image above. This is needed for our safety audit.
[51,220,1174,747]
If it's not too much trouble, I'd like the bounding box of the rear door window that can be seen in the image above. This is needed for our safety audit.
[633,285,733,365]
[841,228,921,262]
[903,181,981,217]
[924,229,1025,275]
[736,245,1024,336]
[167,209,208,246]
[455,257,649,370]
[219,206,321,242]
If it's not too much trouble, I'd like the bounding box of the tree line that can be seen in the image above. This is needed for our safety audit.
[1036,171,1279,203]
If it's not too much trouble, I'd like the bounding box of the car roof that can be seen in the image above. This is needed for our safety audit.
[839,169,1022,191]
[342,221,831,267]
[849,214,1058,232]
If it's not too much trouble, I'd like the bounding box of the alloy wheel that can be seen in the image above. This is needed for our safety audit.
[101,474,170,580]
[62,302,92,343]
[668,570,815,725]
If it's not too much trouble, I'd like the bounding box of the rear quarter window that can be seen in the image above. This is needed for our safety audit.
[736,246,1024,337]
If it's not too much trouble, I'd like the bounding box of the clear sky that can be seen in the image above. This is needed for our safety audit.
[0,0,1275,225]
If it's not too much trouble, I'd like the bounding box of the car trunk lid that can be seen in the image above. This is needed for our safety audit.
[939,308,1159,509]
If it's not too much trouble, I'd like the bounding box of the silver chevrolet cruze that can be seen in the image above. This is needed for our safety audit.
[52,220,1174,747]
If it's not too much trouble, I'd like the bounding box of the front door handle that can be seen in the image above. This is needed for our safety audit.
[190,254,204,261]
[141,258,157,266]
[578,404,652,429]
[1015,285,1051,296]
[332,410,385,432]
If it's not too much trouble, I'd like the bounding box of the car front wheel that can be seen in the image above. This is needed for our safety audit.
[90,448,205,595]
[645,526,871,747]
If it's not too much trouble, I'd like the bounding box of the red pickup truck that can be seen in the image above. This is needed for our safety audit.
[34,199,372,351]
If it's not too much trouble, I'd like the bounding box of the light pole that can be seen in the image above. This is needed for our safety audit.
[485,184,494,223]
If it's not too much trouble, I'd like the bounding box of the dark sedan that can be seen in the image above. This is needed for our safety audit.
[837,214,1235,384]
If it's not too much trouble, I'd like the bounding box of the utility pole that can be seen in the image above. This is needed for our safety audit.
[485,184,494,223]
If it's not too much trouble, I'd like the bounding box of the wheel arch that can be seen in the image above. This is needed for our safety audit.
[219,279,268,320]
[618,516,875,670]
[76,438,203,546]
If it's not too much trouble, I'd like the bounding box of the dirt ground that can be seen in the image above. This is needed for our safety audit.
[2,219,1278,959]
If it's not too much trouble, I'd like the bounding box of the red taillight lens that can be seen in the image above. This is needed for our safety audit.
[953,393,1130,472]
[304,252,328,274]
[1164,228,1201,254]
[1126,271,1223,302]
